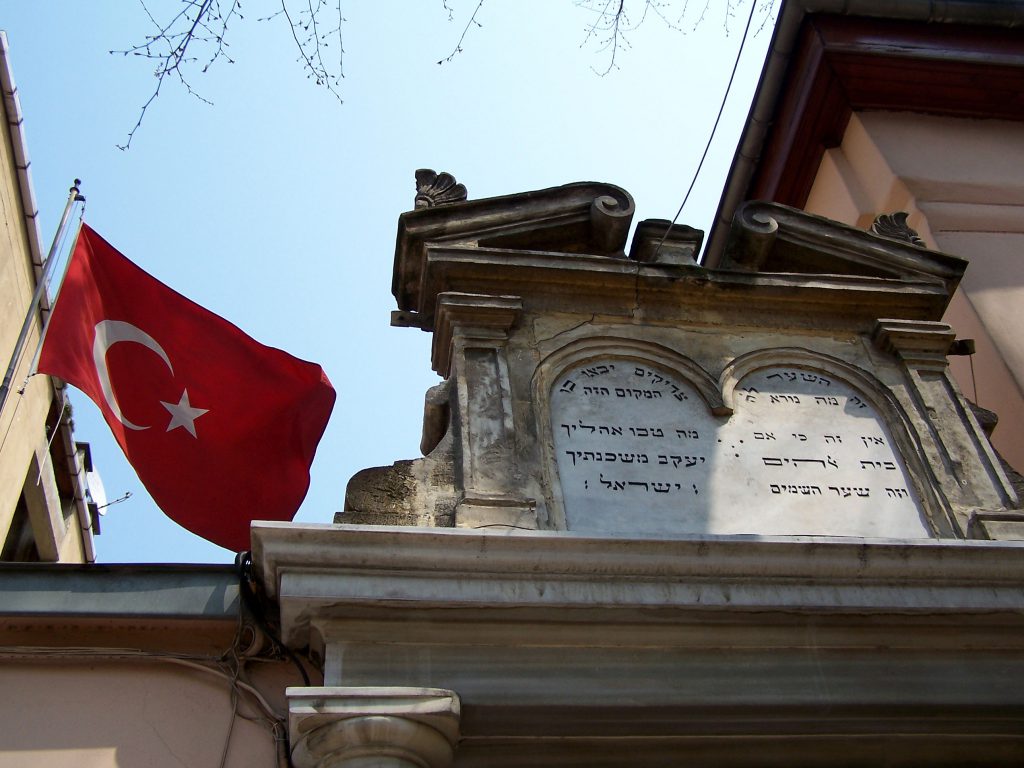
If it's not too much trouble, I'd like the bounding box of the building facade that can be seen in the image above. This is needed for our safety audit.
[0,32,95,563]
[4,168,1024,765]
[255,171,1024,765]
[708,0,1024,484]
[5,2,1024,764]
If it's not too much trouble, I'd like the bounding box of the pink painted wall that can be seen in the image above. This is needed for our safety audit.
[805,112,1024,475]
[0,660,292,767]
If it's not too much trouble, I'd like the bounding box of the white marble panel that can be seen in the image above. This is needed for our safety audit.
[550,361,930,538]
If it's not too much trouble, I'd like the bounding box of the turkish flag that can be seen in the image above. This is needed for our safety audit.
[37,224,336,552]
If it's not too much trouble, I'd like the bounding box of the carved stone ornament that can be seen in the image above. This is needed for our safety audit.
[871,212,926,247]
[414,169,467,209]
[288,687,461,768]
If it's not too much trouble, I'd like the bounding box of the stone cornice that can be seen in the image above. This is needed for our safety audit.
[404,243,953,331]
[873,319,957,371]
[252,523,1024,647]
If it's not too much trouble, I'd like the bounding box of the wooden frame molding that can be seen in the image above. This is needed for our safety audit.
[751,14,1024,209]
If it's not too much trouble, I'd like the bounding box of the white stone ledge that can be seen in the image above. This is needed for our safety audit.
[254,522,1024,588]
[253,523,1024,646]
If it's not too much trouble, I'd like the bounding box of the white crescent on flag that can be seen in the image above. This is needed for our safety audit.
[92,319,173,431]
[91,319,209,437]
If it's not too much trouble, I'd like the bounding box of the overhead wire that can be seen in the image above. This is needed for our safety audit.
[652,0,762,262]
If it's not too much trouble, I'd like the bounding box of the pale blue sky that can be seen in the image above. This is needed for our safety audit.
[3,1,778,562]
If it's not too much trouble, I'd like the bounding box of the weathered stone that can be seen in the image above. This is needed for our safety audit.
[339,434,457,528]
[871,211,926,247]
[288,686,460,768]
[627,219,703,265]
[349,179,1020,540]
[253,523,1024,764]
[414,169,468,210]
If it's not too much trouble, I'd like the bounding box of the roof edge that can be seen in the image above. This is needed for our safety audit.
[704,0,1024,264]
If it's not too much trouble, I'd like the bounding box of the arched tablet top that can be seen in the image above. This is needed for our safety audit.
[537,342,953,538]
[721,347,899,416]
[535,336,730,416]
[718,346,952,535]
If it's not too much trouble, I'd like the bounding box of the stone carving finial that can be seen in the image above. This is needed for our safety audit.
[871,212,926,247]
[415,169,467,209]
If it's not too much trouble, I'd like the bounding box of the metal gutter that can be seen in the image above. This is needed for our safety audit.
[703,0,1024,265]
[0,32,43,282]
[0,563,239,618]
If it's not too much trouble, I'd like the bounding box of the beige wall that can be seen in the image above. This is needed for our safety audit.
[805,112,1024,473]
[0,87,58,556]
[0,659,291,767]
[0,54,90,561]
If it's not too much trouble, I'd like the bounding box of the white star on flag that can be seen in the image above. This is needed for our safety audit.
[161,389,209,437]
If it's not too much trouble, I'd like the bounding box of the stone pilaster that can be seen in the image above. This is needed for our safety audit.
[288,687,460,768]
[873,319,1017,527]
[432,292,536,529]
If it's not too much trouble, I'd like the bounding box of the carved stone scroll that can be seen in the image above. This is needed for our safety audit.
[289,687,460,768]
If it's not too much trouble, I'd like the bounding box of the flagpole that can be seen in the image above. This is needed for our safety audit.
[0,179,85,416]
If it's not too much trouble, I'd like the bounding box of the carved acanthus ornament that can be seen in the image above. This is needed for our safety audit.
[414,169,467,209]
[871,212,926,247]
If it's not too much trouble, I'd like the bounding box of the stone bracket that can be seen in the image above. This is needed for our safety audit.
[431,292,522,377]
[968,510,1024,541]
[288,686,460,768]
[872,318,954,372]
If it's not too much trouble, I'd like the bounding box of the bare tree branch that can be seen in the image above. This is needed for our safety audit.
[576,0,774,75]
[115,0,231,149]
[115,0,344,149]
[279,0,344,94]
[114,0,776,148]
[438,0,486,65]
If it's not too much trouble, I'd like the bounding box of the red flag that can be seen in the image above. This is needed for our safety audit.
[37,224,336,551]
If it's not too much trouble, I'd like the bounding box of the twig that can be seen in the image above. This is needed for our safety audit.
[115,0,344,149]
[438,0,486,65]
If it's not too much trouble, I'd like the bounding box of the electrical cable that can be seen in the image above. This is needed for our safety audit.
[236,550,312,687]
[0,647,283,723]
[217,675,240,768]
[969,352,979,406]
[653,0,761,261]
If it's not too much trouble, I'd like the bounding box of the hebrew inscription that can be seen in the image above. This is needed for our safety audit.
[550,361,930,537]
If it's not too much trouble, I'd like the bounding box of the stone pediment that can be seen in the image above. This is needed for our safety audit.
[392,184,967,335]
[713,200,967,300]
[393,179,636,315]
